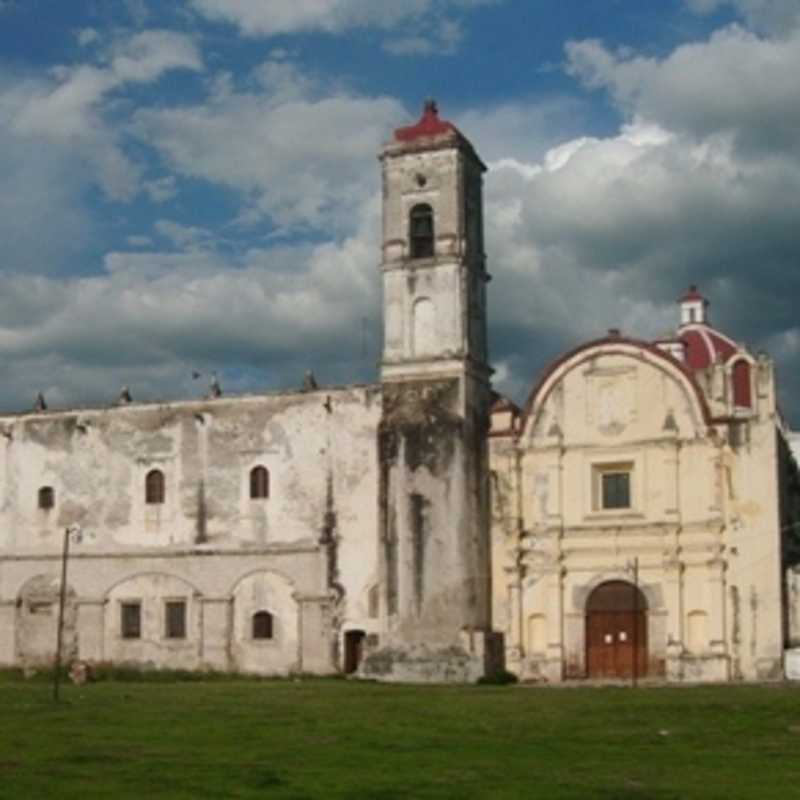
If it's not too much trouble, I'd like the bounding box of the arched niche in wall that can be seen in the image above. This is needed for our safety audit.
[229,570,298,676]
[732,359,752,409]
[16,574,77,666]
[411,297,435,357]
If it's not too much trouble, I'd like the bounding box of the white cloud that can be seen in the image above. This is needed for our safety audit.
[0,192,381,409]
[144,175,178,203]
[126,235,153,247]
[135,62,404,232]
[5,30,202,202]
[190,0,497,40]
[383,18,464,56]
[685,0,800,35]
[565,26,800,155]
[77,28,99,47]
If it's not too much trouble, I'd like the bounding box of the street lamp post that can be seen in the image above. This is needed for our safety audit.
[53,524,82,702]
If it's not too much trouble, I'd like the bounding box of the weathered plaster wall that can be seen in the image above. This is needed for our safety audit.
[0,384,382,675]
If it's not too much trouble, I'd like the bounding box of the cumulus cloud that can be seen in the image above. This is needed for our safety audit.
[565,26,800,156]
[0,29,202,280]
[383,18,464,56]
[134,60,404,232]
[190,0,498,53]
[685,0,800,35]
[4,30,202,202]
[0,190,381,410]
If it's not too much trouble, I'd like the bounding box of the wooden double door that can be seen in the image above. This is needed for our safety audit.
[586,581,647,679]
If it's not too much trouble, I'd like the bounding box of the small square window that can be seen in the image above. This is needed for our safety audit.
[165,600,186,639]
[121,602,141,639]
[593,463,633,511]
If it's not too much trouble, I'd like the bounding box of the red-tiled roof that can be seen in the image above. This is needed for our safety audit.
[679,326,737,370]
[681,284,706,303]
[395,100,458,143]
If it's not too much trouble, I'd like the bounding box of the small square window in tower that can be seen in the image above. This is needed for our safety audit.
[121,602,141,639]
[409,204,434,259]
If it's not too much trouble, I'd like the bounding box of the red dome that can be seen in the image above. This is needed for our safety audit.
[679,326,737,370]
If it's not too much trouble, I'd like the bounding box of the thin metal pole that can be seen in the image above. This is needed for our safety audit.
[632,556,639,689]
[53,528,70,702]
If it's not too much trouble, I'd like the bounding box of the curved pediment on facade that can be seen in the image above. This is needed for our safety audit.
[519,335,713,447]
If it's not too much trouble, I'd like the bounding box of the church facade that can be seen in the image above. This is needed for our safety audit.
[0,104,796,682]
[489,289,800,682]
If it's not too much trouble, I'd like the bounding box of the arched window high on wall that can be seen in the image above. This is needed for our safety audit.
[145,469,165,505]
[409,203,434,259]
[38,486,55,510]
[732,359,752,408]
[250,466,270,500]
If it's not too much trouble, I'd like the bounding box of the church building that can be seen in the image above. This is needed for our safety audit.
[0,102,499,683]
[0,103,796,682]
[489,288,800,682]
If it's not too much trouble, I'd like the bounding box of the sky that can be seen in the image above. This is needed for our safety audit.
[1,0,799,424]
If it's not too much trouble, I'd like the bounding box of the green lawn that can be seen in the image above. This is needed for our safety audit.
[0,676,798,799]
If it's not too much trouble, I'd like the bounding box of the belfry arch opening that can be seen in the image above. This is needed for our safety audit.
[409,203,434,259]
[585,580,647,679]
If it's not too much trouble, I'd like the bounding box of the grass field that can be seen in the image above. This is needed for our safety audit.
[1,674,799,799]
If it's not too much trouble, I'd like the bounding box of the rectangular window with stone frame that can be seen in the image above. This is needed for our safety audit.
[164,600,186,639]
[593,463,633,511]
[121,601,141,639]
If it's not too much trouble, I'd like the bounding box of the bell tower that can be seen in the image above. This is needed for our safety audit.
[363,101,501,682]
[380,99,489,380]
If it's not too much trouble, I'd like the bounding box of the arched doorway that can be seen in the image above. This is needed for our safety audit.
[586,581,647,679]
[343,630,366,675]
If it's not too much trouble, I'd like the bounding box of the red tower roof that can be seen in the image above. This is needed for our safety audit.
[681,284,706,303]
[394,100,458,143]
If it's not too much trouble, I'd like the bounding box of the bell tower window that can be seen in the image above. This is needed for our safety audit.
[409,204,434,259]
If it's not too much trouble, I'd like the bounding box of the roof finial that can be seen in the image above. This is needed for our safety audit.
[423,98,438,116]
